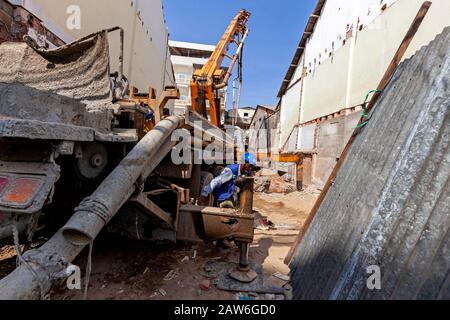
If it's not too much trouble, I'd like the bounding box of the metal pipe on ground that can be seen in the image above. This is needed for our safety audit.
[239,177,254,214]
[0,116,184,300]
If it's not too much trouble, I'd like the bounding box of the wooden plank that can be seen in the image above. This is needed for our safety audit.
[285,1,432,265]
[180,204,253,219]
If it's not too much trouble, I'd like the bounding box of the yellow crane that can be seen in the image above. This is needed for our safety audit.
[190,10,251,127]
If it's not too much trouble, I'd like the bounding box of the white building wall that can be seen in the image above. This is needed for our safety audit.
[171,55,202,114]
[237,108,253,118]
[301,0,450,123]
[170,42,231,118]
[304,0,398,73]
[279,0,450,147]
[170,52,214,115]
[279,54,304,149]
[10,0,175,95]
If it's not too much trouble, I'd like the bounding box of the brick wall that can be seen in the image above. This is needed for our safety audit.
[0,0,14,43]
[0,0,64,46]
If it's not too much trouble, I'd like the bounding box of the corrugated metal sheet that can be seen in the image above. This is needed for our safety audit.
[290,27,450,300]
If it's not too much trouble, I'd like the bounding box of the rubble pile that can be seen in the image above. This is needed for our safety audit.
[254,169,296,194]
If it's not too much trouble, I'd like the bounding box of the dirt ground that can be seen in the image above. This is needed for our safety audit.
[0,191,318,300]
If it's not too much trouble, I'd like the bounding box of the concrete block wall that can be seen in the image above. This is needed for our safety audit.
[313,111,361,186]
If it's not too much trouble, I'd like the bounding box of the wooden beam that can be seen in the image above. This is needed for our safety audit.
[154,87,180,123]
[180,204,253,219]
[131,193,174,227]
[253,153,301,163]
[284,1,432,265]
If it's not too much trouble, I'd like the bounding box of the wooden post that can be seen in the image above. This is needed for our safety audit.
[296,162,304,191]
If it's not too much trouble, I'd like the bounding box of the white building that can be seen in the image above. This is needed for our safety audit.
[225,107,256,130]
[275,0,450,187]
[169,41,214,115]
[169,40,227,119]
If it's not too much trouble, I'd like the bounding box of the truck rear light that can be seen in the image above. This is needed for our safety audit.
[1,178,42,205]
[0,177,8,194]
[0,162,59,214]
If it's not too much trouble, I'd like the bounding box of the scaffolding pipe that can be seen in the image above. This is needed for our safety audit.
[215,29,249,90]
[0,116,184,300]
[235,80,242,126]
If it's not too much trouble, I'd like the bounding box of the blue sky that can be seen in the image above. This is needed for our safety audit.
[163,0,317,109]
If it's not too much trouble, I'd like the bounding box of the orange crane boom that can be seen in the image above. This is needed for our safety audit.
[190,10,251,127]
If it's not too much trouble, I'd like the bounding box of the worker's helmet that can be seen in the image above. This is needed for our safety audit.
[242,152,257,167]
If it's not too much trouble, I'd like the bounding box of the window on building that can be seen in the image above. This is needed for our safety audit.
[176,73,189,80]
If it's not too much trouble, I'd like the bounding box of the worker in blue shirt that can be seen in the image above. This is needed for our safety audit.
[199,153,259,208]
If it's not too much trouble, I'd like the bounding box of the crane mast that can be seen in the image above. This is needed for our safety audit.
[190,10,251,127]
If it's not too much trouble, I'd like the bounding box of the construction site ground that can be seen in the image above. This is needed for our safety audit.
[0,190,318,300]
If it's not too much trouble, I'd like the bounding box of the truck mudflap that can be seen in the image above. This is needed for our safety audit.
[0,161,60,214]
